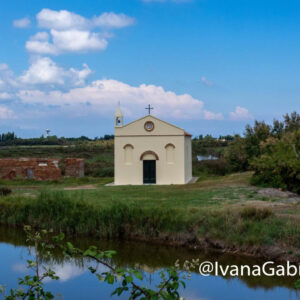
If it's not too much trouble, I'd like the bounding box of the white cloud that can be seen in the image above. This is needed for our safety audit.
[93,12,135,28]
[19,57,65,85]
[27,9,133,55]
[0,106,16,119]
[0,63,9,71]
[12,261,85,283]
[204,110,223,120]
[0,60,224,123]
[69,64,93,86]
[26,29,107,55]
[30,32,50,41]
[229,106,253,121]
[13,17,31,28]
[0,63,18,90]
[19,57,92,86]
[44,263,85,282]
[17,79,223,120]
[37,9,88,30]
[51,29,108,53]
[0,92,13,100]
[26,32,58,55]
[37,9,135,30]
[26,40,58,55]
[201,76,214,87]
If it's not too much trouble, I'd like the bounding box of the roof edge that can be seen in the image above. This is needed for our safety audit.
[121,115,185,132]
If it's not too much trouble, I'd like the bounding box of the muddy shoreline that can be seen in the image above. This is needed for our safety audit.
[126,233,300,264]
[1,222,299,264]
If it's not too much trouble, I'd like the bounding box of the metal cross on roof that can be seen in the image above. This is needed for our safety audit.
[145,104,153,115]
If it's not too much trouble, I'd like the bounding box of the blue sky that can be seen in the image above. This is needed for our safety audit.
[1,0,300,138]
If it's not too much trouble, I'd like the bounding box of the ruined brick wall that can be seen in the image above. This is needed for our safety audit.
[0,158,62,181]
[65,158,85,178]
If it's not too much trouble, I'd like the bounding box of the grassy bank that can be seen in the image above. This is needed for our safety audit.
[0,173,300,261]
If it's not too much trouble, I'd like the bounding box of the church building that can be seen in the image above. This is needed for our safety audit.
[114,105,192,185]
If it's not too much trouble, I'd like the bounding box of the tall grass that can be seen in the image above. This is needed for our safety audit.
[0,190,299,249]
[0,191,189,238]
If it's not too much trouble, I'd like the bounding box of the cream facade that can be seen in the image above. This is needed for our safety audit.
[114,107,192,185]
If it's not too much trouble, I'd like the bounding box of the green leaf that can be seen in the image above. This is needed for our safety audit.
[96,274,105,282]
[53,232,65,242]
[180,280,186,289]
[83,246,98,257]
[66,242,75,252]
[133,270,143,280]
[125,275,133,283]
[106,274,115,284]
[105,250,117,258]
[88,267,96,274]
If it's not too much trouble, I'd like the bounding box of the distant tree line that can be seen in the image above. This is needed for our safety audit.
[192,134,234,158]
[0,133,114,146]
[0,132,17,142]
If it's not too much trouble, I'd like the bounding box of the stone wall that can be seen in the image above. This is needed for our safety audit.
[0,158,85,180]
[65,158,85,178]
[0,158,62,181]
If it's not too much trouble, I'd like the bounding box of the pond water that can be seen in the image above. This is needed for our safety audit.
[0,226,299,300]
[197,155,219,161]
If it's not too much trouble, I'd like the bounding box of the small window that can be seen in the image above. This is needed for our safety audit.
[26,169,34,179]
[144,121,154,132]
[165,144,175,164]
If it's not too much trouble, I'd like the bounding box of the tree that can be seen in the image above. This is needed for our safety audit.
[283,111,300,132]
[251,130,300,193]
[224,134,248,171]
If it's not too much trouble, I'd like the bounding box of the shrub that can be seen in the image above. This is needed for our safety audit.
[251,131,300,193]
[193,158,229,176]
[224,135,248,172]
[240,207,273,221]
[0,187,12,197]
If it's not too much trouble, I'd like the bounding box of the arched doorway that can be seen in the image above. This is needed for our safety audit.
[140,151,159,184]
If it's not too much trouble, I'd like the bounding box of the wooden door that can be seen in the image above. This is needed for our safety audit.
[143,160,156,184]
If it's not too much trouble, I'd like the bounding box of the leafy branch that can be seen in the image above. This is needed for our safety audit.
[1,227,193,300]
[61,239,190,299]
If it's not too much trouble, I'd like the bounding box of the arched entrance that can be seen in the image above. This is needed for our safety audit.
[140,151,159,184]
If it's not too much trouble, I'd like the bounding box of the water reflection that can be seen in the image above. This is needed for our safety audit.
[12,261,86,282]
[197,155,219,161]
[0,226,299,300]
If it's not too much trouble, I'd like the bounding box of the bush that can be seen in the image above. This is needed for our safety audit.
[85,164,114,177]
[251,131,300,193]
[240,207,273,221]
[193,158,230,176]
[0,187,12,197]
[224,135,248,172]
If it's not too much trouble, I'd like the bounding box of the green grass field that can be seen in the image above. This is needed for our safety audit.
[1,172,300,258]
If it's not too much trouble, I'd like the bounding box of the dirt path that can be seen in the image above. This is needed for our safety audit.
[64,184,97,190]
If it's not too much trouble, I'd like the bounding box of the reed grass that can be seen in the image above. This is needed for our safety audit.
[0,189,299,249]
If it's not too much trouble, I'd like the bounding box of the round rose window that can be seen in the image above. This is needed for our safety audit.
[144,121,154,131]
